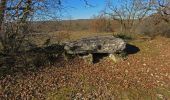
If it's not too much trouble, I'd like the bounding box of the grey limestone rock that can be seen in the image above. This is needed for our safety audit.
[64,35,126,54]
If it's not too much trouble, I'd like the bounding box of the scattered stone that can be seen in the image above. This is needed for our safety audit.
[143,63,147,66]
[156,94,165,99]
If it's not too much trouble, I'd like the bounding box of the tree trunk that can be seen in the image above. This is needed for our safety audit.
[0,0,7,32]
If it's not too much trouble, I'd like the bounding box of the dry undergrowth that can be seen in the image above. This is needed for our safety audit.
[0,36,170,100]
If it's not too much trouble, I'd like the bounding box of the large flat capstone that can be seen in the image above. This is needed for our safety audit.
[64,36,126,54]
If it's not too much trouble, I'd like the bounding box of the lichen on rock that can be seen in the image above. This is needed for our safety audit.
[64,35,126,54]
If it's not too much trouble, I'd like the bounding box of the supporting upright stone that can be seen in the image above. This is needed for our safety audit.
[109,54,118,62]
[79,54,93,64]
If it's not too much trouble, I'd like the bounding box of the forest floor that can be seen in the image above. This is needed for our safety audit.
[0,33,170,100]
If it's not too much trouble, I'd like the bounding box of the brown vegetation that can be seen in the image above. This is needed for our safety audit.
[0,35,170,99]
[138,13,170,38]
[0,0,170,99]
[90,15,114,32]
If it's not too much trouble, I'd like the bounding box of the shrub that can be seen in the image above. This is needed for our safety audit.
[138,14,170,38]
[113,33,133,41]
[0,32,65,77]
[91,15,114,32]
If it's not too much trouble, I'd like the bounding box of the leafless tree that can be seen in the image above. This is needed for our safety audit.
[91,15,113,32]
[0,0,91,69]
[105,0,153,33]
[150,0,170,23]
[139,0,170,37]
[0,0,63,68]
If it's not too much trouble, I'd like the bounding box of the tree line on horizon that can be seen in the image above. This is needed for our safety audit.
[29,0,170,37]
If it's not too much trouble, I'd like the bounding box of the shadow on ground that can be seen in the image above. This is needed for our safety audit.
[92,44,140,63]
[93,53,109,63]
[124,44,140,55]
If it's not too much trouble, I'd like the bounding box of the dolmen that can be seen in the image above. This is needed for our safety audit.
[64,35,126,63]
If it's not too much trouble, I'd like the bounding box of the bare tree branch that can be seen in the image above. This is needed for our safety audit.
[105,0,152,33]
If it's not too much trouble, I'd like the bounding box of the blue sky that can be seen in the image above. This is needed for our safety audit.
[62,0,107,19]
[33,0,119,20]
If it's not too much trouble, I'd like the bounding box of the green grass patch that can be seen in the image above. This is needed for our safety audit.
[114,33,133,41]
[46,87,75,100]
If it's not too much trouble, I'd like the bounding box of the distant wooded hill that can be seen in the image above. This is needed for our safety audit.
[30,14,170,38]
[30,19,120,33]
